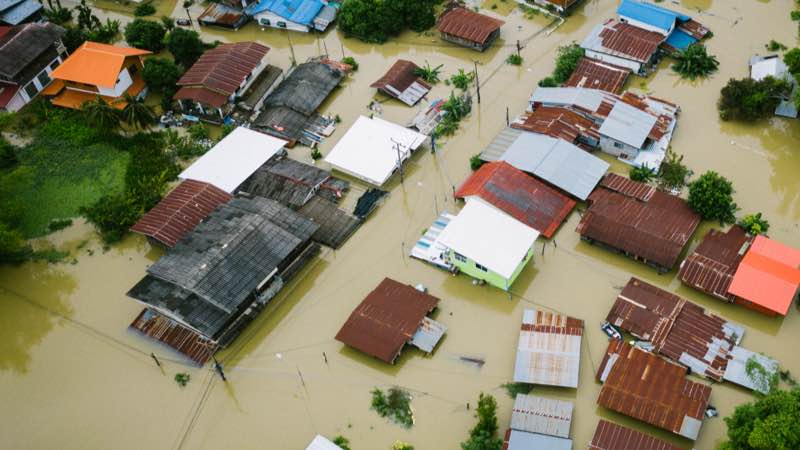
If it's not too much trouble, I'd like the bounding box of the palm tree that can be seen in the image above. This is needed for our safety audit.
[81,96,121,131]
[414,61,443,84]
[117,92,155,129]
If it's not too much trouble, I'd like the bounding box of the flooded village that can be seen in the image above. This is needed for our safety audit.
[1,0,800,449]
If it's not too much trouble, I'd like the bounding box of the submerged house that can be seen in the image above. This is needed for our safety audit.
[607,277,778,393]
[750,54,798,118]
[197,3,249,30]
[0,22,65,112]
[0,0,42,26]
[525,0,581,15]
[576,173,700,272]
[253,58,346,147]
[246,0,336,32]
[43,41,150,109]
[679,226,751,302]
[454,161,576,238]
[581,19,664,76]
[335,278,446,364]
[590,420,684,450]
[438,198,539,290]
[370,60,431,106]
[325,115,427,186]
[617,0,711,53]
[513,309,583,388]
[564,57,630,94]
[503,394,574,450]
[596,339,711,440]
[174,42,270,122]
[436,4,504,51]
[511,106,600,148]
[128,196,320,364]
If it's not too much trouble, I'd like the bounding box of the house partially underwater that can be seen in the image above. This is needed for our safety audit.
[246,0,337,33]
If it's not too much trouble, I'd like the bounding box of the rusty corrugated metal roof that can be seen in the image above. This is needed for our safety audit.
[454,161,576,238]
[335,278,440,364]
[513,309,583,388]
[596,340,711,440]
[197,2,247,28]
[511,106,600,144]
[130,179,232,248]
[436,5,504,45]
[600,173,656,201]
[370,59,431,105]
[576,175,700,270]
[565,57,630,94]
[609,277,743,382]
[595,19,664,63]
[679,226,751,302]
[177,42,269,97]
[589,420,684,450]
[129,308,217,365]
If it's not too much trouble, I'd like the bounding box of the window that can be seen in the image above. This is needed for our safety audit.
[475,263,488,272]
[277,21,286,28]
[24,81,38,98]
[259,18,270,26]
[37,71,51,87]
[453,252,467,263]
[128,64,138,76]
[613,141,624,149]
[49,59,60,71]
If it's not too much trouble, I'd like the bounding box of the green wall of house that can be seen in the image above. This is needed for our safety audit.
[447,246,535,291]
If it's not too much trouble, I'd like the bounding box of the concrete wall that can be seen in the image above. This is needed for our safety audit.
[13,52,65,111]
[599,135,639,160]
[256,12,311,32]
[448,245,534,291]
[585,49,643,74]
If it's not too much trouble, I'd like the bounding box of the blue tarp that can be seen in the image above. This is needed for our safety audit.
[617,0,690,34]
[246,0,323,26]
[664,29,697,51]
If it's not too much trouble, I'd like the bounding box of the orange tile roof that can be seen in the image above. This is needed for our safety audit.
[49,41,150,88]
[728,235,800,315]
[49,76,146,110]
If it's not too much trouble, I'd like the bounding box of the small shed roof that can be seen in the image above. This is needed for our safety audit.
[617,0,687,34]
[496,130,610,200]
[306,435,343,450]
[324,115,427,186]
[335,278,441,363]
[511,106,600,144]
[50,41,150,88]
[370,59,431,106]
[0,22,63,80]
[599,100,657,148]
[596,339,711,440]
[564,57,630,94]
[438,198,540,279]
[510,394,573,438]
[178,127,286,193]
[530,86,609,113]
[247,0,324,26]
[436,5,504,45]
[581,19,664,64]
[130,179,232,248]
[678,226,751,302]
[727,235,800,315]
[176,42,269,99]
[589,420,683,450]
[750,55,790,82]
[513,309,583,388]
[502,429,572,450]
[455,161,575,238]
[197,2,247,28]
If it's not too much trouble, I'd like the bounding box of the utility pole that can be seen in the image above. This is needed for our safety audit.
[322,39,329,57]
[506,107,509,126]
[150,353,161,368]
[340,41,346,59]
[473,61,481,104]
[516,40,522,57]
[390,138,405,183]
[212,356,227,382]
[286,31,296,66]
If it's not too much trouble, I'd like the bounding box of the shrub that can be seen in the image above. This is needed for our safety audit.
[47,218,73,232]
[332,436,351,450]
[0,138,18,169]
[501,382,533,398]
[766,40,787,51]
[166,28,205,68]
[449,69,475,90]
[671,44,719,80]
[311,148,323,160]
[124,19,166,52]
[537,76,558,87]
[161,15,175,31]
[414,62,443,84]
[687,171,737,224]
[738,213,770,236]
[461,393,502,450]
[506,54,522,65]
[80,193,140,242]
[187,123,210,141]
[784,48,800,75]
[657,149,689,190]
[371,387,414,427]
[0,223,32,263]
[341,56,358,71]
[392,441,414,450]
[718,76,791,121]
[174,372,191,386]
[629,165,655,183]
[469,154,485,171]
[551,43,584,83]
[133,1,156,16]
[791,10,800,21]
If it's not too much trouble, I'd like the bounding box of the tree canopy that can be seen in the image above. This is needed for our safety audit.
[166,28,205,68]
[718,76,791,121]
[338,0,437,43]
[142,57,182,94]
[124,19,166,52]
[672,44,719,80]
[461,393,502,450]
[688,170,737,224]
[719,387,800,450]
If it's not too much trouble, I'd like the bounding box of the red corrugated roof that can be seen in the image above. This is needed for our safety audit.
[436,5,504,45]
[600,173,656,201]
[455,161,576,238]
[679,226,751,302]
[177,41,269,98]
[576,175,700,270]
[596,340,711,440]
[511,106,600,144]
[130,179,232,247]
[173,86,230,108]
[565,57,630,94]
[370,59,431,93]
[728,235,800,315]
[589,420,684,450]
[335,278,439,364]
[129,308,217,365]
[597,19,664,63]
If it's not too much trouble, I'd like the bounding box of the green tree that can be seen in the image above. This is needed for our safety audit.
[392,441,414,450]
[62,26,86,52]
[142,57,182,93]
[552,43,584,83]
[0,138,18,169]
[338,0,436,43]
[657,149,689,190]
[81,96,121,131]
[166,28,205,68]
[718,387,800,450]
[784,48,800,75]
[124,19,166,52]
[332,436,351,450]
[461,393,502,450]
[415,61,443,84]
[629,165,655,183]
[133,1,156,16]
[118,93,155,129]
[43,0,72,24]
[538,76,558,87]
[688,171,737,224]
[671,44,719,80]
[0,222,32,263]
[718,77,791,121]
[341,56,358,71]
[449,69,475,90]
[738,213,770,236]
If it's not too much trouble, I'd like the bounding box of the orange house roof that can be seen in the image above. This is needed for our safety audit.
[728,235,800,315]
[49,41,151,88]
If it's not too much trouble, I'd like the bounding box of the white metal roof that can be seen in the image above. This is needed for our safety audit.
[306,435,343,450]
[513,309,582,388]
[750,56,789,82]
[505,429,572,450]
[324,115,427,186]
[723,346,779,394]
[178,127,286,193]
[500,132,609,200]
[598,101,657,148]
[510,394,574,438]
[529,87,608,112]
[437,198,539,279]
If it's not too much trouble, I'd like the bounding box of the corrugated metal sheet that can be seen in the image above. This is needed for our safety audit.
[370,60,431,106]
[599,100,658,148]
[589,420,684,450]
[246,0,323,26]
[511,106,600,144]
[510,394,573,438]
[409,316,447,353]
[600,173,655,201]
[436,5,504,45]
[130,179,233,248]
[174,86,229,108]
[513,309,583,388]
[410,211,456,271]
[565,57,630,94]
[502,428,572,450]
[530,86,610,113]
[177,42,269,97]
[129,308,217,365]
[582,19,664,64]
[617,0,684,33]
[455,161,576,238]
[198,3,248,29]
[596,340,711,440]
[723,346,779,394]
[576,176,700,270]
[335,278,441,363]
[298,195,361,249]
[679,227,751,302]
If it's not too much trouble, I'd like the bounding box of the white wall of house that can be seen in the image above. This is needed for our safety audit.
[255,12,310,32]
[585,49,643,73]
[599,135,640,160]
[235,56,268,97]
[96,68,133,97]
[618,16,674,36]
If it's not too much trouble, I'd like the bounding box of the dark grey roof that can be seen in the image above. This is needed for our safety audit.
[299,195,360,249]
[0,22,64,80]
[264,61,344,116]
[253,104,319,142]
[127,196,318,339]
[239,157,330,208]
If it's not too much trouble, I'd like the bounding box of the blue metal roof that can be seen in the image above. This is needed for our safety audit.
[246,0,323,26]
[617,0,690,33]
[664,29,697,51]
[0,0,41,25]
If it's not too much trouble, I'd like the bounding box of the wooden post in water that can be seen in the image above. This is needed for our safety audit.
[506,107,509,126]
[213,356,227,382]
[473,61,481,104]
[150,353,161,368]
[286,31,296,66]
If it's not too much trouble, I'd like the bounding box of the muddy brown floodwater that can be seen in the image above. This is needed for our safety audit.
[2,0,800,449]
